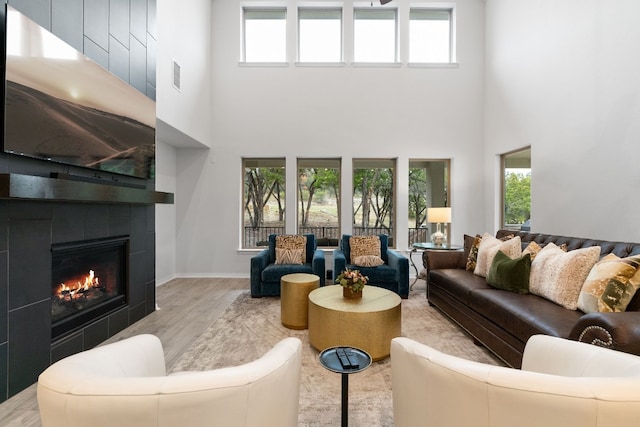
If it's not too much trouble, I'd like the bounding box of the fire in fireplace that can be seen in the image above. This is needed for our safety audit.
[51,236,129,339]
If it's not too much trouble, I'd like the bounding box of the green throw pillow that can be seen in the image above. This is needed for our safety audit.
[487,250,532,294]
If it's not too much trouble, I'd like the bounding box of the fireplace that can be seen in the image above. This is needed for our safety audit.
[51,236,129,340]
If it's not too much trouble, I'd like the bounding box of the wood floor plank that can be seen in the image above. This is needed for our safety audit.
[0,278,249,427]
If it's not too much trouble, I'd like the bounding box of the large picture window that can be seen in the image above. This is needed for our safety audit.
[353,159,396,245]
[243,158,286,248]
[297,159,341,246]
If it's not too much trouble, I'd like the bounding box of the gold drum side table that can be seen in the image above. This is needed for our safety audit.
[280,273,320,329]
[308,285,401,361]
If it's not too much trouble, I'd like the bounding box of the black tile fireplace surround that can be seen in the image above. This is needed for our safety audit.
[0,160,167,401]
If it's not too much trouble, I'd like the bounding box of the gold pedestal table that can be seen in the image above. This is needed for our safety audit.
[308,285,401,361]
[280,273,320,329]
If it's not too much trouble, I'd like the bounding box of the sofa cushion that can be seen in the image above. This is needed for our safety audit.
[464,234,482,271]
[469,289,584,343]
[474,233,522,278]
[486,251,532,294]
[262,263,314,282]
[523,241,543,260]
[428,269,492,306]
[577,253,640,313]
[530,243,601,310]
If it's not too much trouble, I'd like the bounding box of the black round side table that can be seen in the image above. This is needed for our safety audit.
[319,346,372,427]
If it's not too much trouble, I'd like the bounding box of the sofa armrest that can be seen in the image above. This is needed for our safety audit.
[569,311,640,357]
[332,249,347,285]
[250,249,270,296]
[388,249,409,298]
[422,250,464,271]
[312,249,326,286]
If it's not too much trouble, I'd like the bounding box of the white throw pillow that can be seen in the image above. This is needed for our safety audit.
[474,233,522,278]
[529,243,601,310]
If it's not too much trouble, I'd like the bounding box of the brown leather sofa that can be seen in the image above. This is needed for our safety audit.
[424,230,640,368]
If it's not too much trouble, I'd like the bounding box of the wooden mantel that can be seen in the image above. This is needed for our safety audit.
[0,173,174,205]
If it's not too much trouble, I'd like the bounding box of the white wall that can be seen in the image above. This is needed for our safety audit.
[169,0,486,278]
[154,0,214,284]
[484,0,640,242]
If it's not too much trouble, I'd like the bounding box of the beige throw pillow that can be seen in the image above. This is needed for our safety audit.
[353,255,385,267]
[474,233,522,278]
[349,236,381,263]
[577,253,640,313]
[529,243,601,310]
[275,235,307,264]
[275,248,304,265]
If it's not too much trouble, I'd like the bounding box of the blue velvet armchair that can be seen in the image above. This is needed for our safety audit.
[251,234,326,297]
[332,234,409,298]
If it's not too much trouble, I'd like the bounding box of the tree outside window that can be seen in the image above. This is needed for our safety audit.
[353,159,395,245]
[298,159,341,246]
[243,158,285,248]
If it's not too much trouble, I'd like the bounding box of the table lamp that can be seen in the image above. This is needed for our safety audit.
[428,207,451,246]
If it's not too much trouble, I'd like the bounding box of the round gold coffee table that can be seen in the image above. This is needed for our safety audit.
[308,285,401,361]
[281,273,320,329]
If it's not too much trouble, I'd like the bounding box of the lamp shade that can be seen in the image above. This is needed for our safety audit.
[427,207,451,224]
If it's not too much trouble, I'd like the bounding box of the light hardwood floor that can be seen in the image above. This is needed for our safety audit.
[0,277,248,427]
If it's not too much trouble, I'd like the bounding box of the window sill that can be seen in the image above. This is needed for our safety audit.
[238,61,290,67]
[407,62,459,69]
[295,61,346,67]
[350,62,402,68]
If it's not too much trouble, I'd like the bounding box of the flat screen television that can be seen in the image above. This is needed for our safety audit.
[2,5,155,180]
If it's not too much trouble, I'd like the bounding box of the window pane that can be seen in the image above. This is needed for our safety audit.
[244,9,287,62]
[243,158,286,248]
[409,9,451,63]
[408,160,449,245]
[502,149,531,231]
[353,159,395,245]
[298,159,341,247]
[354,9,396,63]
[299,9,342,62]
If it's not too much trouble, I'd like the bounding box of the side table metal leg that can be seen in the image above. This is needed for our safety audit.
[409,248,419,290]
[342,373,348,427]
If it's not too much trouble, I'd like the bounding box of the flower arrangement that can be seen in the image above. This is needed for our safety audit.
[336,268,368,293]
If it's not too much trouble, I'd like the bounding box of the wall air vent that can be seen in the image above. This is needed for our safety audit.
[172,59,181,91]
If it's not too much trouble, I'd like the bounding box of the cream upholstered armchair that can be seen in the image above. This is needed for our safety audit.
[391,335,640,427]
[37,335,302,427]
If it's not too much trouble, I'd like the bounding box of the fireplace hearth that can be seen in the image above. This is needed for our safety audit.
[51,236,129,340]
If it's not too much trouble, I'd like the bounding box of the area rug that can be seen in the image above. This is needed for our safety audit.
[170,288,503,426]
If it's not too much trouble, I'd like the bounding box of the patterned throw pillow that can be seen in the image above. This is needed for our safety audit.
[349,236,381,263]
[275,235,307,264]
[523,241,542,260]
[275,248,304,265]
[353,255,385,267]
[529,243,601,310]
[465,235,482,271]
[474,233,522,278]
[577,253,640,313]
